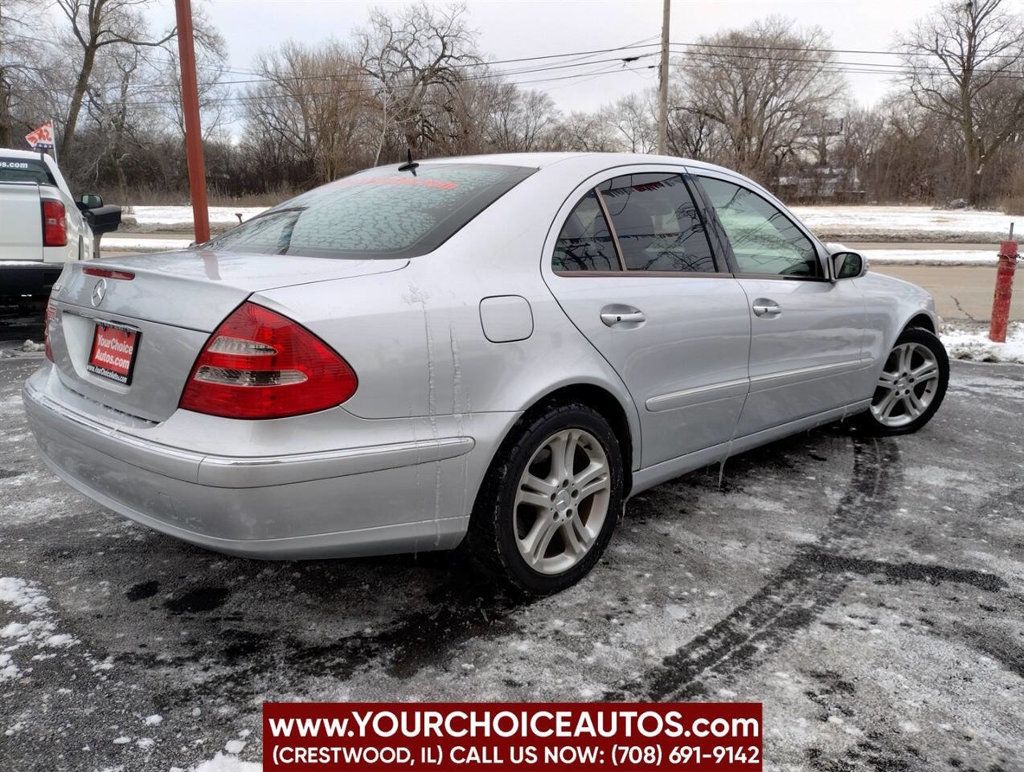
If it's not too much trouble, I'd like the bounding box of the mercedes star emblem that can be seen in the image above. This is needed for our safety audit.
[91,278,107,307]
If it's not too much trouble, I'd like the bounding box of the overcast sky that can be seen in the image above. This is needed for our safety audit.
[147,0,994,113]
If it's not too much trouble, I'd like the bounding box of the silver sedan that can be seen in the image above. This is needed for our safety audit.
[24,153,948,594]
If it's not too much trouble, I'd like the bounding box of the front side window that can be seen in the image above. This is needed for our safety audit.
[552,190,619,272]
[206,163,534,260]
[602,173,715,272]
[698,176,820,278]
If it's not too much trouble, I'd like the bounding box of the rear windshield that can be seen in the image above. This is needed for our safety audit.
[0,158,55,185]
[206,163,535,259]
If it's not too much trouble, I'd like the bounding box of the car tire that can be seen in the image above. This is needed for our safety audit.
[466,401,624,595]
[856,326,949,436]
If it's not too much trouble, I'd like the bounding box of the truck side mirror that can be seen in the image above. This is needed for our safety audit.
[85,205,122,236]
[79,193,104,209]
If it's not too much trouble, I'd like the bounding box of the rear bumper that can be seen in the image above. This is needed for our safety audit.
[1,262,63,299]
[22,371,482,559]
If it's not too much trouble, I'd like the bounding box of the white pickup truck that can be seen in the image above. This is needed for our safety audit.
[0,148,121,301]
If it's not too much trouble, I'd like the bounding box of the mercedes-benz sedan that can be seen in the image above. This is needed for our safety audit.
[24,153,948,593]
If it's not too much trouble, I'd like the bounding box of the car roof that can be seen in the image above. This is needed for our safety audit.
[417,150,724,172]
[0,148,51,160]
[415,151,761,192]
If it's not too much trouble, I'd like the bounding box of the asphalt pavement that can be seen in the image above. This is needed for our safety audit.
[1,353,1022,771]
[870,264,1022,323]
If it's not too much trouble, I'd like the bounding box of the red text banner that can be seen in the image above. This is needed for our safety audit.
[263,702,762,771]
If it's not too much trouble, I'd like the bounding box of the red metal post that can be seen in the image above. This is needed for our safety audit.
[174,0,210,244]
[989,240,1018,343]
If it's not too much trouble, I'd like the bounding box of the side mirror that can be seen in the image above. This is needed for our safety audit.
[830,250,867,281]
[84,205,122,235]
[79,193,104,209]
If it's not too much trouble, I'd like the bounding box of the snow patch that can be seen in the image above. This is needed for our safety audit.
[0,577,79,682]
[861,248,996,266]
[792,204,1018,240]
[941,324,1024,364]
[128,205,266,227]
[191,751,262,771]
[103,236,193,252]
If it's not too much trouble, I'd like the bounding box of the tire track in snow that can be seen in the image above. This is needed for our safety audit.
[609,436,1009,702]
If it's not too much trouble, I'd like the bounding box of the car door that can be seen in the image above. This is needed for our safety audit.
[690,171,871,438]
[543,167,751,469]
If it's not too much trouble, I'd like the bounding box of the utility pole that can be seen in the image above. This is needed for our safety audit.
[174,0,210,243]
[657,0,671,155]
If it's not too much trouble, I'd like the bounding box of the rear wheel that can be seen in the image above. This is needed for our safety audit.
[857,327,948,436]
[467,402,623,594]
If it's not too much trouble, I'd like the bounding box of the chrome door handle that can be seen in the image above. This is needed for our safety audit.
[600,307,646,327]
[752,299,781,318]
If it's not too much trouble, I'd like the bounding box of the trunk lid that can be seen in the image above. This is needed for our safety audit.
[55,250,407,330]
[48,250,407,422]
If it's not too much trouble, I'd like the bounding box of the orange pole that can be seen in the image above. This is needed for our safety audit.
[174,0,210,243]
[989,240,1018,343]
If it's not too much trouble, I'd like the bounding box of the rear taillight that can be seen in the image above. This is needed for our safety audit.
[179,302,357,419]
[43,301,57,362]
[42,200,67,247]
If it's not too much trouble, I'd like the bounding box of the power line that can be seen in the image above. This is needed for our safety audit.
[41,62,659,110]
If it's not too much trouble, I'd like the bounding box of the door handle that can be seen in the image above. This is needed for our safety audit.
[752,299,781,318]
[600,306,646,327]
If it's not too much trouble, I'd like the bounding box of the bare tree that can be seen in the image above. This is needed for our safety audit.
[899,0,1024,204]
[603,93,656,153]
[0,0,39,145]
[357,2,480,159]
[82,45,144,197]
[555,111,616,152]
[678,17,846,183]
[484,82,559,152]
[244,41,375,185]
[162,18,232,143]
[54,0,175,158]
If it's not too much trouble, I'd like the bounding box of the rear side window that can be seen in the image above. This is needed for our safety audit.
[0,158,55,185]
[553,191,619,272]
[207,163,534,259]
[698,176,820,277]
[602,173,715,272]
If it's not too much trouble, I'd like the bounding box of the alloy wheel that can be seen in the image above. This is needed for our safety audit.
[870,342,941,428]
[513,428,611,575]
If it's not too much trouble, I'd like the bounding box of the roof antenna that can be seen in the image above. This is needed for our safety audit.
[398,148,419,175]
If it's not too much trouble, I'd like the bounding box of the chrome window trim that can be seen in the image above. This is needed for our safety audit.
[546,163,728,279]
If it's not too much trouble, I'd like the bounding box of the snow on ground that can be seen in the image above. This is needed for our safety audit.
[103,236,193,252]
[792,204,1019,241]
[0,340,46,358]
[0,576,79,682]
[124,206,266,227]
[186,752,261,772]
[861,248,997,266]
[941,323,1024,364]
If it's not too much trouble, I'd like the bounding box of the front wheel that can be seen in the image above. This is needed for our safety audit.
[466,402,624,595]
[857,327,949,436]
